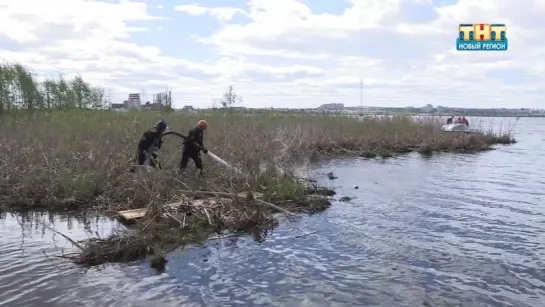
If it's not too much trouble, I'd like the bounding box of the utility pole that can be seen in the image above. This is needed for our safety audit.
[360,78,363,110]
[107,88,111,109]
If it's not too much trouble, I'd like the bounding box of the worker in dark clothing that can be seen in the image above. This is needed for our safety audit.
[446,116,454,124]
[130,120,168,172]
[180,120,208,175]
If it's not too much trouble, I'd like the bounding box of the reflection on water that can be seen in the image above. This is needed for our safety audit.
[1,118,545,306]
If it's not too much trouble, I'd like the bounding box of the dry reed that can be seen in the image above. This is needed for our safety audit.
[0,110,514,211]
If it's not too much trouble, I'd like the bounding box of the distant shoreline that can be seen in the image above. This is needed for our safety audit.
[352,113,544,118]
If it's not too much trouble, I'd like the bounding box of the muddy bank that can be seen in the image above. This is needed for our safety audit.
[65,181,335,267]
[316,133,516,160]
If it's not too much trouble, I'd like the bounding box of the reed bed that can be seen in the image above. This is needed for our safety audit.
[0,109,515,211]
[0,110,515,265]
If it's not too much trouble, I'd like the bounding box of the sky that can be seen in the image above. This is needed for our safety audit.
[0,0,544,109]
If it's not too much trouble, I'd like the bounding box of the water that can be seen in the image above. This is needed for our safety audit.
[1,118,544,307]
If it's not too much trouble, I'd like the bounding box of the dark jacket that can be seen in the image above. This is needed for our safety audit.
[138,128,163,151]
[183,127,204,151]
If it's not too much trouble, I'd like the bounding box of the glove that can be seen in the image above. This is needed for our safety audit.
[202,148,208,154]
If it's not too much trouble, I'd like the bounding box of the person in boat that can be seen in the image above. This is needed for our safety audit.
[131,120,168,172]
[462,116,469,126]
[446,116,454,124]
[180,120,208,175]
[455,117,462,124]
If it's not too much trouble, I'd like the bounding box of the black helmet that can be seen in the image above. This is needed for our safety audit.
[155,120,168,131]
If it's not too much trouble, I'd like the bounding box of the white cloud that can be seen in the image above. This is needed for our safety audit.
[198,0,545,107]
[0,0,161,43]
[175,3,246,22]
[0,0,544,108]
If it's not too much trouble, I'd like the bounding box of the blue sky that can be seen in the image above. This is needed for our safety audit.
[0,0,544,109]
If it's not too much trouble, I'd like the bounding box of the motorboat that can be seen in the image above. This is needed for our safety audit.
[441,123,470,132]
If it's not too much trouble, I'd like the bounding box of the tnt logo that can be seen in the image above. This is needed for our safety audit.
[456,23,508,51]
[474,24,491,41]
[458,24,473,41]
[490,24,506,41]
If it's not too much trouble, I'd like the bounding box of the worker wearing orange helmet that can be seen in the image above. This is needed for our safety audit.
[180,120,208,174]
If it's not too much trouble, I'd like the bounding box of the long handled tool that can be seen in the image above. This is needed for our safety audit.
[204,151,243,176]
[161,131,243,176]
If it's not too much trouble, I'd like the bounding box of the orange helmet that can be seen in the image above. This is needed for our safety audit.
[197,120,207,128]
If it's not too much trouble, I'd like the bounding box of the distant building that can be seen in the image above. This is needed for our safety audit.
[142,101,163,111]
[109,93,143,111]
[421,104,434,113]
[111,103,125,111]
[320,103,344,110]
[182,105,195,112]
[124,93,141,110]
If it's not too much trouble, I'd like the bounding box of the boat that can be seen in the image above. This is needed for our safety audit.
[441,123,470,132]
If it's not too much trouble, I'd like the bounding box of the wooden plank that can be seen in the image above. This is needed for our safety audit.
[117,208,148,220]
[116,197,224,220]
[236,191,264,199]
[192,197,232,207]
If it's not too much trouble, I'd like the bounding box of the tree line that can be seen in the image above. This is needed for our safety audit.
[0,61,108,113]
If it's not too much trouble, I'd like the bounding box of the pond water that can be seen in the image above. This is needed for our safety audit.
[1,118,544,307]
